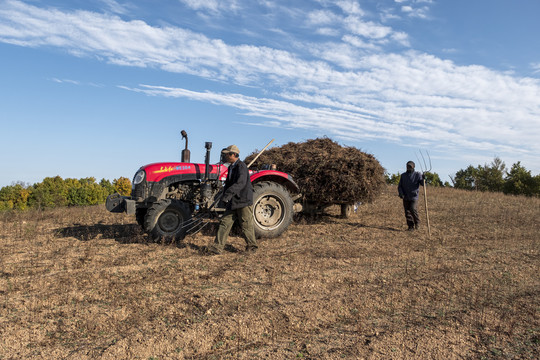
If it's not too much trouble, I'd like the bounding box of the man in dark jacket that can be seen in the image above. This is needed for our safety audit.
[398,161,425,231]
[207,145,258,254]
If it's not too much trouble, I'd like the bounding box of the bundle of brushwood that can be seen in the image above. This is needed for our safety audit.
[245,138,386,204]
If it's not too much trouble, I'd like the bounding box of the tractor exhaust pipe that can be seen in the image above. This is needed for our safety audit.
[201,142,213,201]
[181,130,190,162]
[204,142,212,181]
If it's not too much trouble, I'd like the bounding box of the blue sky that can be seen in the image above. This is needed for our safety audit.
[1,0,539,187]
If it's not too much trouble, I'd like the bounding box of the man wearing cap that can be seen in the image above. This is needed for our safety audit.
[398,161,425,231]
[207,145,258,254]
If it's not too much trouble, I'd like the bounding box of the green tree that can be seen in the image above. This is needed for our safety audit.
[534,175,540,196]
[113,177,132,196]
[452,165,478,190]
[504,162,539,196]
[385,172,401,185]
[1,176,131,211]
[64,177,110,206]
[0,200,10,211]
[82,177,109,205]
[476,157,506,192]
[424,171,443,187]
[29,176,68,209]
[0,183,32,210]
[100,178,116,196]
[64,178,82,206]
[453,157,506,192]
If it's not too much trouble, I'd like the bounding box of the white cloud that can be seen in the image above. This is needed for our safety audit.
[50,78,80,85]
[390,31,410,47]
[50,77,104,87]
[401,4,429,18]
[380,9,401,22]
[120,84,401,140]
[315,27,341,37]
[1,0,539,167]
[120,79,540,163]
[306,9,339,26]
[178,0,240,14]
[336,0,364,16]
[306,7,406,46]
[181,0,218,11]
[442,48,458,54]
[342,34,380,50]
[99,0,131,15]
[344,16,393,39]
[308,42,364,69]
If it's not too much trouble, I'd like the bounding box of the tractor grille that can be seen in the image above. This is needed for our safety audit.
[131,181,146,200]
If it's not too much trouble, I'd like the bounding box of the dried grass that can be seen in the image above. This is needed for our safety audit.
[0,186,539,359]
[245,138,385,204]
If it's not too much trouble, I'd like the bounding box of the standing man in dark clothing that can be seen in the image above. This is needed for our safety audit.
[207,145,258,254]
[398,161,425,231]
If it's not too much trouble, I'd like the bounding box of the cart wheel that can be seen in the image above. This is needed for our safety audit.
[341,204,353,219]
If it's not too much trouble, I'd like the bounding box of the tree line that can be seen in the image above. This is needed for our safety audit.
[386,157,539,197]
[2,157,538,212]
[0,176,131,211]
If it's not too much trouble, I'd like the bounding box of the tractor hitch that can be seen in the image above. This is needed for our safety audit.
[105,193,136,215]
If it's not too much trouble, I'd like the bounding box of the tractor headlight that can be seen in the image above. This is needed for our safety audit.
[133,170,145,185]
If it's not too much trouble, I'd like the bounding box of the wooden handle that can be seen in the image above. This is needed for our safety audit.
[423,179,431,237]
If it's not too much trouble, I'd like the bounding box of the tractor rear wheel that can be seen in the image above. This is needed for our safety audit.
[252,181,294,238]
[144,199,191,241]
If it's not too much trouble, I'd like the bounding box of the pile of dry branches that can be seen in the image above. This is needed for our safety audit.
[245,138,385,204]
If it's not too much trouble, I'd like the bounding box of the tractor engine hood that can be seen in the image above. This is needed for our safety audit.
[136,162,299,193]
[140,162,227,183]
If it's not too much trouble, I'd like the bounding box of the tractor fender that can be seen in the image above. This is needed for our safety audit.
[250,170,300,195]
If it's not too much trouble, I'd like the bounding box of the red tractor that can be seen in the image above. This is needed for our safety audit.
[106,132,300,241]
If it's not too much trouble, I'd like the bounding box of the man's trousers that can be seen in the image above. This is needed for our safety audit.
[211,205,257,252]
[403,199,420,229]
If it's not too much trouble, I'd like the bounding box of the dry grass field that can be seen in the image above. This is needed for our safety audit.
[1,185,538,359]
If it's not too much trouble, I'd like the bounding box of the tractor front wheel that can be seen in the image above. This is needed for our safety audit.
[252,182,294,238]
[144,199,191,242]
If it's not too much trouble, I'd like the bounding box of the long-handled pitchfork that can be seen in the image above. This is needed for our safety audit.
[416,150,432,237]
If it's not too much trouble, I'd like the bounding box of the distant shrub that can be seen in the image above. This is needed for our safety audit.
[476,157,506,192]
[100,178,116,196]
[0,201,11,211]
[29,176,68,209]
[453,158,505,192]
[0,175,131,211]
[65,177,111,206]
[452,165,478,190]
[424,171,443,187]
[385,172,401,185]
[0,183,32,210]
[504,162,540,197]
[453,158,539,197]
[113,177,132,196]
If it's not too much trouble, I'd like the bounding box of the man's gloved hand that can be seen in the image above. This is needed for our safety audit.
[399,194,404,199]
[222,193,232,204]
